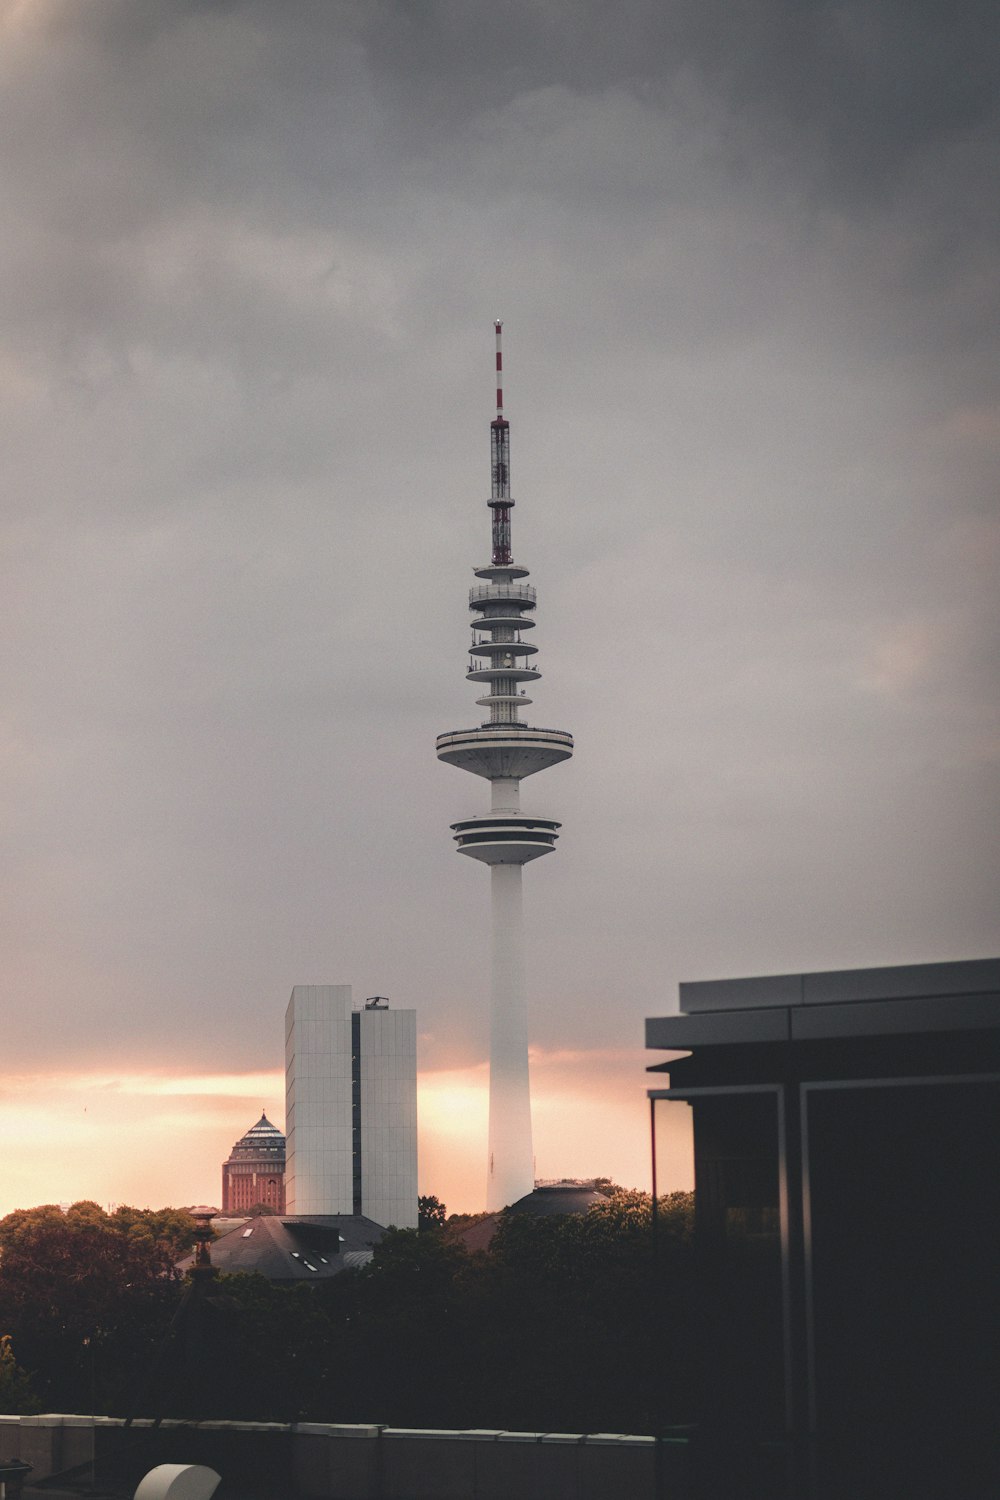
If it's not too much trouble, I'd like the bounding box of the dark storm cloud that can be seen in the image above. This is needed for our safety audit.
[361,0,997,196]
[1,0,997,1086]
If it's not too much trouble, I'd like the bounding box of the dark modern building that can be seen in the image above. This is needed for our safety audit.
[647,957,1000,1500]
[176,1213,385,1283]
[221,1112,286,1214]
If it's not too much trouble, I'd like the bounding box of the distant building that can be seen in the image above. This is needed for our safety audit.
[450,1180,608,1254]
[508,1182,607,1217]
[177,1213,385,1283]
[647,957,1000,1500]
[284,985,418,1229]
[221,1112,286,1214]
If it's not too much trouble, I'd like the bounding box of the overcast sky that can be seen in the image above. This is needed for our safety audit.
[1,0,997,1212]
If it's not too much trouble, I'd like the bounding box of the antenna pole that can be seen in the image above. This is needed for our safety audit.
[489,320,512,566]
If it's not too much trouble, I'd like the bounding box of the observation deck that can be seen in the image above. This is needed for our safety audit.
[436,726,574,780]
[469,639,538,658]
[470,613,536,631]
[466,663,541,684]
[469,583,537,611]
[450,813,561,865]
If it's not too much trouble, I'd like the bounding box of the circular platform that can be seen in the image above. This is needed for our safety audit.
[466,665,541,684]
[474,694,533,709]
[473,563,531,581]
[450,813,561,865]
[436,727,574,780]
[469,640,538,658]
[469,613,537,630]
[469,583,536,611]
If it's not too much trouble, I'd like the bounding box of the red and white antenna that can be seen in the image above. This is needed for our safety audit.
[489,321,512,564]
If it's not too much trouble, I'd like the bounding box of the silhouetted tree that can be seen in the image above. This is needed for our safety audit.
[417,1194,447,1232]
[0,1191,698,1432]
[0,1203,182,1413]
[0,1334,42,1415]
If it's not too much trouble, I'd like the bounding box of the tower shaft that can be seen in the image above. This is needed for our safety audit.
[488,862,532,1207]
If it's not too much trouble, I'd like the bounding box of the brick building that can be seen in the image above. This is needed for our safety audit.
[221,1111,286,1214]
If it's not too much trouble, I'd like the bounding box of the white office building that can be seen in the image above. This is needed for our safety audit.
[284,984,418,1229]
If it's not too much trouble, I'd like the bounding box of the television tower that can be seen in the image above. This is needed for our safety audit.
[436,323,573,1210]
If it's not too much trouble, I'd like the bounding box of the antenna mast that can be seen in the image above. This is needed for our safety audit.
[489,320,512,566]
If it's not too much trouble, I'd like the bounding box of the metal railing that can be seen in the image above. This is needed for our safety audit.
[469,584,537,606]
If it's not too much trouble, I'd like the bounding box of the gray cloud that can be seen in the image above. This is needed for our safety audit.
[1,0,997,1091]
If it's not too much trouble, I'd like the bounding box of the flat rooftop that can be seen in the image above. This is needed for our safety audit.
[646,957,1000,1049]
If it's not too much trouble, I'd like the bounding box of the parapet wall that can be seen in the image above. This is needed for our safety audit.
[0,1414,662,1499]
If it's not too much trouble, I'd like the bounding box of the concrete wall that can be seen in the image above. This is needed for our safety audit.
[285,985,354,1214]
[359,1006,418,1230]
[284,984,417,1228]
[0,1416,661,1499]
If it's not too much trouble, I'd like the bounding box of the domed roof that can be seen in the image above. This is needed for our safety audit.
[227,1112,286,1161]
[507,1182,606,1217]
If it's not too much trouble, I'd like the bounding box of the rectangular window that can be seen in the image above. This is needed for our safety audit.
[651,1086,789,1435]
[351,1011,362,1215]
[802,1074,1000,1497]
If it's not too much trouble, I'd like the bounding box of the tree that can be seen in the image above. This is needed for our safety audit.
[110,1205,199,1257]
[0,1203,183,1413]
[417,1194,447,1232]
[0,1334,41,1415]
[0,1190,701,1432]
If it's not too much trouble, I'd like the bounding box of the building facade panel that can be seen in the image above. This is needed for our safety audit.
[284,985,417,1226]
[284,985,354,1215]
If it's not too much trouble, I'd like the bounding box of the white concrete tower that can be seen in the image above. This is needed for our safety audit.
[436,324,573,1210]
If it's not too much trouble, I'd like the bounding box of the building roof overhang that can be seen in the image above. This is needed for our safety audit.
[646,958,1000,1088]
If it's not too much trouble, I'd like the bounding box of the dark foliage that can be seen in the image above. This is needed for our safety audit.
[0,1192,696,1433]
[417,1194,448,1232]
[0,1202,190,1413]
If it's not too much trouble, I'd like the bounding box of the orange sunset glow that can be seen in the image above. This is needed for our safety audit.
[0,1047,683,1221]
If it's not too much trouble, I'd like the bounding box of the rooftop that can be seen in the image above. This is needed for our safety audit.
[225,1112,286,1162]
[176,1214,385,1282]
[646,957,999,1051]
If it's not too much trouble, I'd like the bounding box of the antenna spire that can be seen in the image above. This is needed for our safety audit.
[489,321,512,565]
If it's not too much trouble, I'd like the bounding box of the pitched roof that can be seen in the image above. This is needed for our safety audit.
[226,1112,286,1163]
[176,1214,385,1282]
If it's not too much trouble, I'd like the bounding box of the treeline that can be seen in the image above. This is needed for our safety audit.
[0,1201,195,1415]
[0,1192,696,1434]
